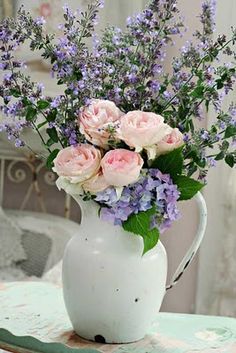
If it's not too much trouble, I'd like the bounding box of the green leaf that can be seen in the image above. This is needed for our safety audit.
[187,163,198,177]
[216,79,224,89]
[46,127,59,143]
[211,125,217,134]
[175,175,204,200]
[191,85,204,98]
[225,154,235,168]
[178,105,190,121]
[205,100,210,112]
[46,149,60,169]
[151,146,184,179]
[225,125,236,139]
[222,140,229,150]
[9,88,21,98]
[46,109,57,122]
[57,79,64,85]
[46,138,55,147]
[215,151,225,161]
[26,106,37,121]
[22,97,30,107]
[37,100,50,110]
[186,146,198,160]
[37,121,48,129]
[195,158,206,168]
[123,207,159,255]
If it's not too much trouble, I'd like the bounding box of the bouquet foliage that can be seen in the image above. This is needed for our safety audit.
[1,0,236,253]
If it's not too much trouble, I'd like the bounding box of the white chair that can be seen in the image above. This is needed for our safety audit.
[0,136,80,282]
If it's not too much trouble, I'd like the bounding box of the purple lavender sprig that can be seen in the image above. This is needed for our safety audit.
[0,0,236,173]
[96,0,185,110]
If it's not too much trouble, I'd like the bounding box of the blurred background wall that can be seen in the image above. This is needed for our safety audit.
[0,0,235,316]
[196,0,236,317]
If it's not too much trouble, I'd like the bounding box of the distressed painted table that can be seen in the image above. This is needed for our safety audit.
[0,282,236,353]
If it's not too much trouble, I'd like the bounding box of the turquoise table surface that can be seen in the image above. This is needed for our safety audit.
[0,282,236,353]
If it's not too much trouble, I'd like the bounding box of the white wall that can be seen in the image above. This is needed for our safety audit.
[196,0,236,316]
[161,0,203,313]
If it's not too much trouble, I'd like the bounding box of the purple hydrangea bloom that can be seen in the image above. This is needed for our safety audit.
[95,169,180,233]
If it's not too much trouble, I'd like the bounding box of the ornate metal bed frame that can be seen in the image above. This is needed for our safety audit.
[0,136,77,282]
[0,136,71,218]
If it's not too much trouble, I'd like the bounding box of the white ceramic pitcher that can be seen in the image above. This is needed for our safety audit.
[62,192,207,344]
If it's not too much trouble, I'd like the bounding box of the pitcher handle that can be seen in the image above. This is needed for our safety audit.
[166,192,207,291]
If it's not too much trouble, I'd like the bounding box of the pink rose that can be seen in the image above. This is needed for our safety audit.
[156,128,184,156]
[82,170,110,194]
[53,144,101,184]
[79,99,123,148]
[119,111,171,151]
[101,149,144,187]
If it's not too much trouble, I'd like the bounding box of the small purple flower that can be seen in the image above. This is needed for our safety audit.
[0,62,8,70]
[218,121,226,129]
[229,105,236,117]
[201,130,210,141]
[98,0,105,9]
[34,17,46,26]
[58,23,64,30]
[15,138,25,147]
[126,17,132,26]
[62,4,74,19]
[51,96,63,108]
[112,35,120,45]
[69,131,77,146]
[3,73,12,82]
[183,134,190,143]
[152,64,163,75]
[126,73,138,84]
[232,137,236,147]
[163,91,172,99]
[181,41,191,54]
[36,83,45,92]
[149,81,161,93]
[207,157,217,167]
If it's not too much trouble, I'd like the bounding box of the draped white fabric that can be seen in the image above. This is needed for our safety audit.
[196,0,236,317]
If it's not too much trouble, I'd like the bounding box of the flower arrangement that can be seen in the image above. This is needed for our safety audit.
[1,0,236,253]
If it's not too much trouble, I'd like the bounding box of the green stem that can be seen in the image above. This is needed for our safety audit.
[163,38,235,110]
[5,45,52,154]
[28,100,65,149]
[206,153,218,158]
[139,20,169,108]
[32,122,52,153]
[76,5,96,47]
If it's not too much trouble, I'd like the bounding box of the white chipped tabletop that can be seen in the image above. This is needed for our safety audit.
[0,281,236,353]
